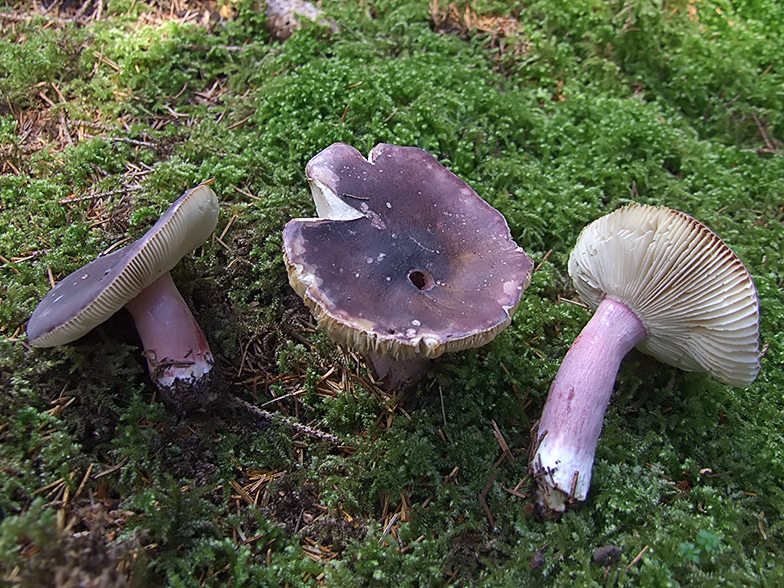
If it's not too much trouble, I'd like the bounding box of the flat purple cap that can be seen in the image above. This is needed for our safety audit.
[27,184,219,348]
[283,143,533,360]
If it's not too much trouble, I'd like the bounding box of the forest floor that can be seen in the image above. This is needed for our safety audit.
[1,0,783,586]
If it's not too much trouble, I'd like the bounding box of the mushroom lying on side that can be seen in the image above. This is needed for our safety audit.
[27,183,220,410]
[531,203,760,514]
[283,142,534,388]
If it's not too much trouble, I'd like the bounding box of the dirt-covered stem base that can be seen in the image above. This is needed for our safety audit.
[124,272,214,389]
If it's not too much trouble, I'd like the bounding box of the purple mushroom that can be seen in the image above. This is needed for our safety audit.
[282,143,533,388]
[532,203,761,514]
[27,183,220,406]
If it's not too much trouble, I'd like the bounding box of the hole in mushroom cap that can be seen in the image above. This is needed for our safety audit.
[408,269,435,291]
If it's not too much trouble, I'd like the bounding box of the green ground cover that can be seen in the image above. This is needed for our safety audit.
[1,0,782,585]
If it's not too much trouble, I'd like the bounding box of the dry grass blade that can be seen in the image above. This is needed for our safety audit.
[492,419,514,466]
[478,470,498,529]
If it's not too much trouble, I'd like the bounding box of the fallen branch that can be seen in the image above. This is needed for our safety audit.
[227,395,343,445]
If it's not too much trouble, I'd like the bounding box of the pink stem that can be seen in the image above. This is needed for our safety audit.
[124,272,213,389]
[532,297,646,512]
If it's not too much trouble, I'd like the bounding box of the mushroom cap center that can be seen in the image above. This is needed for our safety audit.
[283,143,534,359]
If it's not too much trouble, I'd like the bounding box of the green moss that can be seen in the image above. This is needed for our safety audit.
[1,0,783,585]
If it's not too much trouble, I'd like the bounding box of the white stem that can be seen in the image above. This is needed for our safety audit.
[124,272,213,388]
[532,297,646,512]
[366,353,431,389]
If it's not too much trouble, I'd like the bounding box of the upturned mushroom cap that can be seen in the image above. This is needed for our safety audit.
[283,143,533,360]
[27,184,219,348]
[568,203,760,387]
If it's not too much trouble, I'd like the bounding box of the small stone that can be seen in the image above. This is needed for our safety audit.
[264,0,339,41]
[529,547,546,570]
[592,545,622,565]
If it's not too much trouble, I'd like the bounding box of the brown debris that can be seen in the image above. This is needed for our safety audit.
[529,544,547,570]
[229,306,408,439]
[15,529,131,588]
[477,470,498,529]
[430,0,530,69]
[491,419,514,466]
[11,456,136,588]
[0,0,231,182]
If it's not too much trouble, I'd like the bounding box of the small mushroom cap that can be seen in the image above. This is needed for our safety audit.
[569,203,760,386]
[27,184,219,348]
[283,143,533,360]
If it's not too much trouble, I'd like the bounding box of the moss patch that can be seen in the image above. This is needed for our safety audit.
[1,0,783,586]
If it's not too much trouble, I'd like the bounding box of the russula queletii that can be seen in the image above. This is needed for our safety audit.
[26,183,220,406]
[282,142,534,388]
[531,203,761,514]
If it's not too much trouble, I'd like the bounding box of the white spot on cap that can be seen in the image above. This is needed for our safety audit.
[503,280,519,297]
[411,319,421,326]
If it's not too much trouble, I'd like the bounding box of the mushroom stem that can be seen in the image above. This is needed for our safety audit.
[532,297,646,513]
[365,353,431,390]
[124,272,214,389]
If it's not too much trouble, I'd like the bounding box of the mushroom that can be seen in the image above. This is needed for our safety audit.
[282,142,533,388]
[531,203,761,514]
[26,183,220,408]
